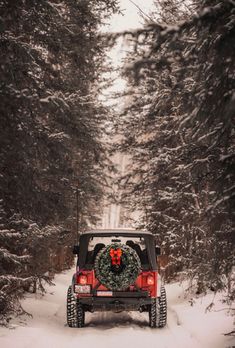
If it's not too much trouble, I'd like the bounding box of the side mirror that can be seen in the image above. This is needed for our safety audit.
[155,246,161,256]
[73,245,79,255]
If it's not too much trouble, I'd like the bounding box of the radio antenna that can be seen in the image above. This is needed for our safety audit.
[76,186,79,244]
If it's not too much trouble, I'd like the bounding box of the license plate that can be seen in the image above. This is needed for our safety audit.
[97,291,113,296]
[75,285,90,294]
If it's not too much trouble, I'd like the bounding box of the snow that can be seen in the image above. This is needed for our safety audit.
[207,191,235,211]
[104,0,155,33]
[0,269,234,348]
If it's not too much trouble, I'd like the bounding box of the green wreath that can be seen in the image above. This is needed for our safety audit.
[94,243,141,291]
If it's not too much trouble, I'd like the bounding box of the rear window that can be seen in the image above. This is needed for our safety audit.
[85,236,149,269]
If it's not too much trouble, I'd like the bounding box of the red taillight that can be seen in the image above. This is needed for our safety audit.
[78,275,87,285]
[147,275,155,285]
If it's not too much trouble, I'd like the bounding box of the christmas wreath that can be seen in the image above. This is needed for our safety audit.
[94,243,141,291]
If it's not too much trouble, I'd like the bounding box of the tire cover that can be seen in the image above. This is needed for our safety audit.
[94,243,141,291]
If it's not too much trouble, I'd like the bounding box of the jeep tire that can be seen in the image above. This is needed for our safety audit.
[67,285,78,328]
[77,301,85,328]
[149,286,167,328]
[67,285,85,328]
[157,286,167,327]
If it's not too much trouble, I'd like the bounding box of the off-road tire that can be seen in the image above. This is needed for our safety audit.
[67,285,78,328]
[157,286,167,328]
[77,302,85,328]
[149,298,158,328]
[149,286,167,328]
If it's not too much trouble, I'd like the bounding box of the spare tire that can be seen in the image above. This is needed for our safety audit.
[94,243,141,291]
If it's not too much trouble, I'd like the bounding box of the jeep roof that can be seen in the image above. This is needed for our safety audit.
[77,229,158,270]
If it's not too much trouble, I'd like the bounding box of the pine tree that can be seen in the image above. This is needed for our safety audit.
[0,0,119,320]
[118,0,235,297]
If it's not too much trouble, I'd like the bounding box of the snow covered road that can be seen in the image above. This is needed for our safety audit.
[0,269,234,348]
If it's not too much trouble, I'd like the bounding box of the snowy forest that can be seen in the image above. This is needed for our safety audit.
[116,0,235,297]
[0,0,234,328]
[0,0,119,319]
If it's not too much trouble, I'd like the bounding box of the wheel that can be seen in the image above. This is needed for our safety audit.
[67,285,85,328]
[67,285,78,328]
[77,302,85,328]
[149,298,157,328]
[149,286,167,328]
[157,286,167,328]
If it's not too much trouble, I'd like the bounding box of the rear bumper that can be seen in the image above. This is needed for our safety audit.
[77,292,153,312]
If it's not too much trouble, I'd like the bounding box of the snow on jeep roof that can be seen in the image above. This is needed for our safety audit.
[81,228,153,236]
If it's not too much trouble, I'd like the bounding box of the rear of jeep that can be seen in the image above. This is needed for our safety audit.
[67,229,167,328]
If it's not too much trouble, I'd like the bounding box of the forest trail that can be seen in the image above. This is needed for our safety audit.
[0,269,234,348]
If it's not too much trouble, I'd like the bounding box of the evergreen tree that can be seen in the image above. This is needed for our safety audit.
[0,0,118,320]
[119,0,234,297]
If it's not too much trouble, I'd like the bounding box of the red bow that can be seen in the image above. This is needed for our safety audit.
[110,248,122,266]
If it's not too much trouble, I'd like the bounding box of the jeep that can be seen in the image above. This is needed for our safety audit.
[67,229,167,328]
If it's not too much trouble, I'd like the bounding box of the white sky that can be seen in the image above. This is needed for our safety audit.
[105,0,155,32]
[101,0,155,102]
